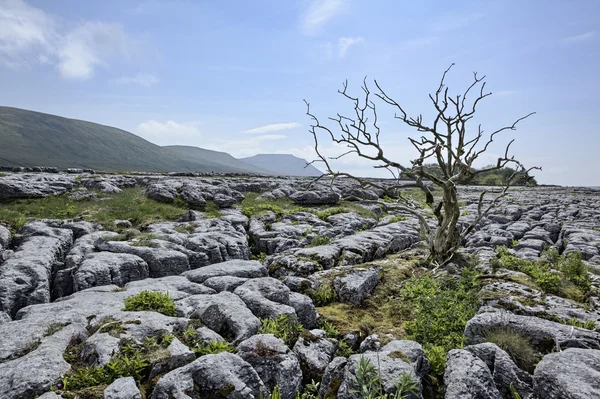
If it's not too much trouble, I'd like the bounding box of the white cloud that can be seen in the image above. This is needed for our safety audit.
[0,0,56,68]
[243,122,301,134]
[0,0,149,79]
[136,120,200,143]
[561,31,596,44]
[301,0,347,36]
[338,36,364,57]
[58,21,135,80]
[116,72,159,87]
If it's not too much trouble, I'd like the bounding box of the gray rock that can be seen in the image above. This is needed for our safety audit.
[290,190,340,205]
[151,352,265,399]
[149,338,196,380]
[177,292,261,344]
[293,330,338,383]
[74,252,149,291]
[233,277,297,320]
[0,224,11,250]
[0,324,86,399]
[465,307,600,351]
[319,357,348,399]
[202,276,249,292]
[0,311,10,324]
[533,348,600,399]
[104,377,142,399]
[444,349,501,399]
[183,259,267,283]
[81,332,120,366]
[465,343,533,399]
[96,240,190,278]
[333,267,381,306]
[0,226,73,317]
[237,334,302,399]
[0,173,76,199]
[288,292,318,329]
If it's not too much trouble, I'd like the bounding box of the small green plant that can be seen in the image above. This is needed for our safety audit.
[306,283,337,306]
[387,216,408,223]
[319,318,341,339]
[461,209,469,216]
[350,356,419,399]
[123,291,177,317]
[44,322,70,336]
[192,340,235,356]
[310,235,331,247]
[510,382,522,399]
[258,315,304,347]
[484,327,538,372]
[335,340,353,357]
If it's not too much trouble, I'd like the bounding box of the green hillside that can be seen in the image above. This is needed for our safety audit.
[0,106,235,173]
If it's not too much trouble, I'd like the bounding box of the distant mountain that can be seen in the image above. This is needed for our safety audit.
[164,145,273,175]
[0,106,250,173]
[239,154,323,177]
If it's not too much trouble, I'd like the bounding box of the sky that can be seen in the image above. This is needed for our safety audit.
[0,0,598,186]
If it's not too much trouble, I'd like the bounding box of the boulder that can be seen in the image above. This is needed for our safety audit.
[74,252,149,291]
[151,352,265,399]
[293,330,338,383]
[290,190,340,205]
[333,267,381,306]
[533,348,600,399]
[183,260,267,284]
[237,334,302,399]
[104,377,142,399]
[444,349,501,399]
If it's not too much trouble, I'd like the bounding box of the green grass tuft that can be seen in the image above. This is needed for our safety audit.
[123,291,177,317]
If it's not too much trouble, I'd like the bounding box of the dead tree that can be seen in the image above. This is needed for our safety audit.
[304,64,539,267]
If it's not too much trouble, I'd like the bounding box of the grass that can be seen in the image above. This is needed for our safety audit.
[44,322,70,336]
[316,252,421,339]
[258,314,304,347]
[192,340,235,356]
[484,327,538,372]
[123,291,177,317]
[239,193,377,221]
[491,246,590,301]
[0,187,187,231]
[309,235,331,247]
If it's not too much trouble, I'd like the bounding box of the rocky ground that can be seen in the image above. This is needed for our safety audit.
[0,172,599,399]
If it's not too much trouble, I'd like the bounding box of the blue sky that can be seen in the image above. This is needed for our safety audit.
[0,0,598,185]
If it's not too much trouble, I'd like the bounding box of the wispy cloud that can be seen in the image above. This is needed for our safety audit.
[243,122,301,134]
[204,134,288,157]
[301,0,347,36]
[561,31,596,44]
[338,36,364,57]
[116,73,159,87]
[136,120,200,142]
[0,0,151,79]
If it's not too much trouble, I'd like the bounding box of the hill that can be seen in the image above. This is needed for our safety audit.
[239,154,323,177]
[164,145,273,175]
[0,106,241,173]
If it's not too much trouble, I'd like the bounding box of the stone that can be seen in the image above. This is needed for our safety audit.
[183,259,267,284]
[74,252,149,291]
[237,334,302,399]
[444,349,501,399]
[104,377,142,399]
[533,348,600,399]
[290,190,340,205]
[293,330,338,383]
[151,352,265,399]
[333,267,381,306]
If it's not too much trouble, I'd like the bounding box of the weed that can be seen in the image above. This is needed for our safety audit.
[319,318,341,339]
[258,315,304,347]
[174,223,197,234]
[484,327,538,372]
[351,356,419,399]
[123,291,177,317]
[401,268,480,378]
[310,235,331,247]
[44,322,70,336]
[193,340,235,356]
[306,282,337,306]
[335,341,353,357]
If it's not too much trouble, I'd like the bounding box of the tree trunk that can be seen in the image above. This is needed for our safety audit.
[429,183,461,265]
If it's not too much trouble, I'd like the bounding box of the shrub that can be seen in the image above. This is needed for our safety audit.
[258,315,304,347]
[401,268,479,378]
[484,327,538,372]
[123,291,177,317]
